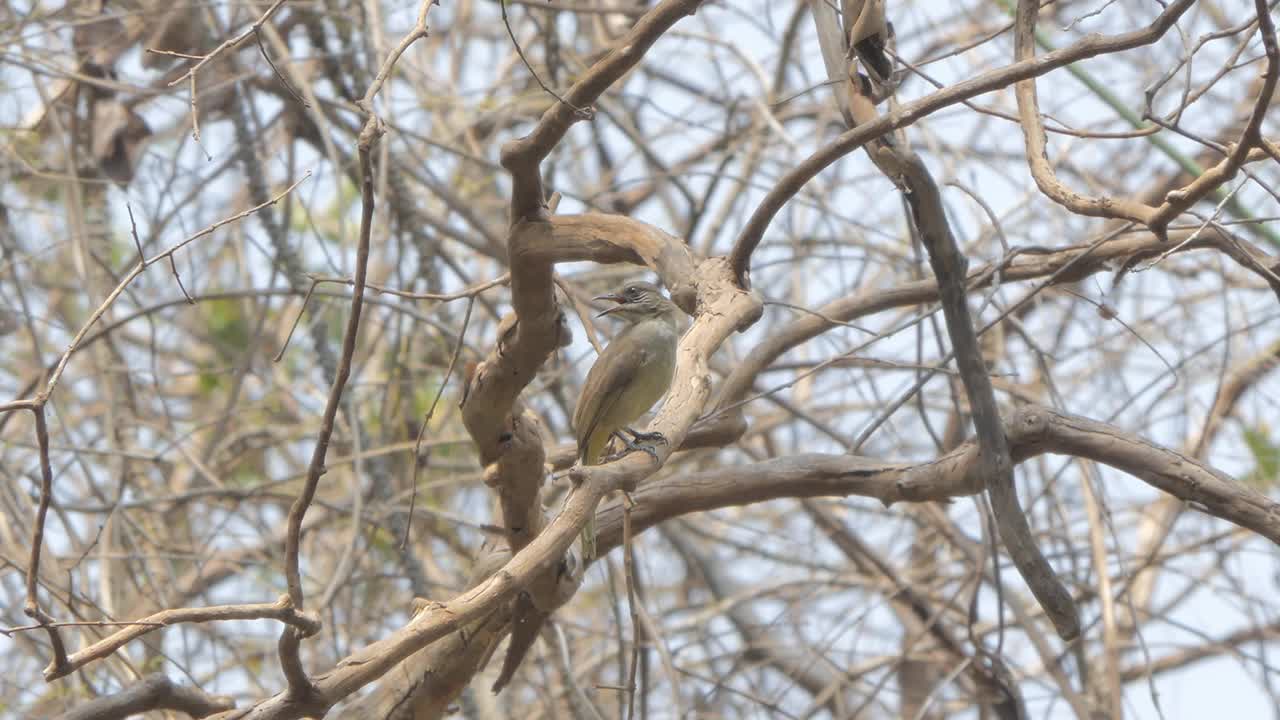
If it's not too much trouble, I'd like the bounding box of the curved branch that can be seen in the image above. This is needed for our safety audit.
[501,0,706,220]
[55,675,234,720]
[726,0,1197,284]
[716,224,1277,409]
[1012,0,1159,229]
[1145,0,1279,236]
[591,405,1280,553]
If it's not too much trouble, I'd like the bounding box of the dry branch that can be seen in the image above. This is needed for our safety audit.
[44,596,320,681]
[53,675,234,720]
[716,224,1273,408]
[892,149,1080,640]
[728,0,1197,284]
[590,405,1280,553]
[1012,0,1159,229]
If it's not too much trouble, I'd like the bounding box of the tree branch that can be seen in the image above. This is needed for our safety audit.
[590,405,1280,554]
[44,596,320,681]
[55,675,234,720]
[500,0,707,220]
[727,0,1196,285]
[892,149,1079,641]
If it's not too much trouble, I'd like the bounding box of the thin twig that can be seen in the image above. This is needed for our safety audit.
[25,405,68,677]
[255,31,310,108]
[500,0,593,118]
[623,491,641,720]
[404,295,476,548]
[274,276,321,363]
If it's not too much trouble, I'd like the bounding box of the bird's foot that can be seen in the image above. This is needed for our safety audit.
[622,427,667,446]
[611,430,665,464]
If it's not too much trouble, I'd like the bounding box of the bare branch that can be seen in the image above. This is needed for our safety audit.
[55,675,235,720]
[728,0,1196,285]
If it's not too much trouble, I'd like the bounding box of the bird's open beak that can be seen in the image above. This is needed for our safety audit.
[593,293,626,318]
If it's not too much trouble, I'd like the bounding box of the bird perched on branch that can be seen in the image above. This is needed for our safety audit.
[843,0,893,87]
[573,282,680,560]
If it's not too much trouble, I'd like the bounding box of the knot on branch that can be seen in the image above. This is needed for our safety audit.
[289,610,323,639]
[498,138,530,174]
[693,256,764,332]
[276,593,323,637]
[494,313,519,358]
[357,115,385,151]
[482,461,502,488]
[1008,404,1051,442]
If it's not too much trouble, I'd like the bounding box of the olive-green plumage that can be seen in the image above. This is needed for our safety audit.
[573,282,680,560]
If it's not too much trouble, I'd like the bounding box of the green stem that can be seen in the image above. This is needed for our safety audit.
[992,0,1280,247]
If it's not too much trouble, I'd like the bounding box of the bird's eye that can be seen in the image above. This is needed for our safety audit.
[625,286,641,300]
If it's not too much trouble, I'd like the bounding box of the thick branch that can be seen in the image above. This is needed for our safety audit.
[591,405,1280,553]
[894,150,1079,640]
[338,549,517,719]
[524,214,699,313]
[55,675,234,720]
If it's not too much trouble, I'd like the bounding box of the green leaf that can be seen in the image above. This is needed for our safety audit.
[204,299,250,352]
[197,369,222,396]
[368,525,398,558]
[1242,425,1280,489]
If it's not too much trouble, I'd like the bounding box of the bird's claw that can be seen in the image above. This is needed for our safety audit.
[611,430,666,464]
[633,442,661,464]
[622,427,667,446]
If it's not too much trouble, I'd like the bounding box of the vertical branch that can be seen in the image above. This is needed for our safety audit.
[281,120,378,611]
[1080,468,1121,717]
[275,1,434,702]
[26,405,69,677]
[892,149,1081,641]
[623,495,641,720]
[275,118,379,703]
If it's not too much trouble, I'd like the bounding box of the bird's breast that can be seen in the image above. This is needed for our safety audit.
[614,324,678,420]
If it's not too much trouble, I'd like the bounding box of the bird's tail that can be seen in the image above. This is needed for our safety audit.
[578,437,608,563]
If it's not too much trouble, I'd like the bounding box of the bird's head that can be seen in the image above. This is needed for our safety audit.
[593,281,678,323]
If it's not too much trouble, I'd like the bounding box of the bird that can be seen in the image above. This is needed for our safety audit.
[573,281,681,561]
[843,0,893,86]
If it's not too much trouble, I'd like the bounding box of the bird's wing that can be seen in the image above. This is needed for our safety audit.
[846,0,885,47]
[844,0,891,82]
[574,338,648,463]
